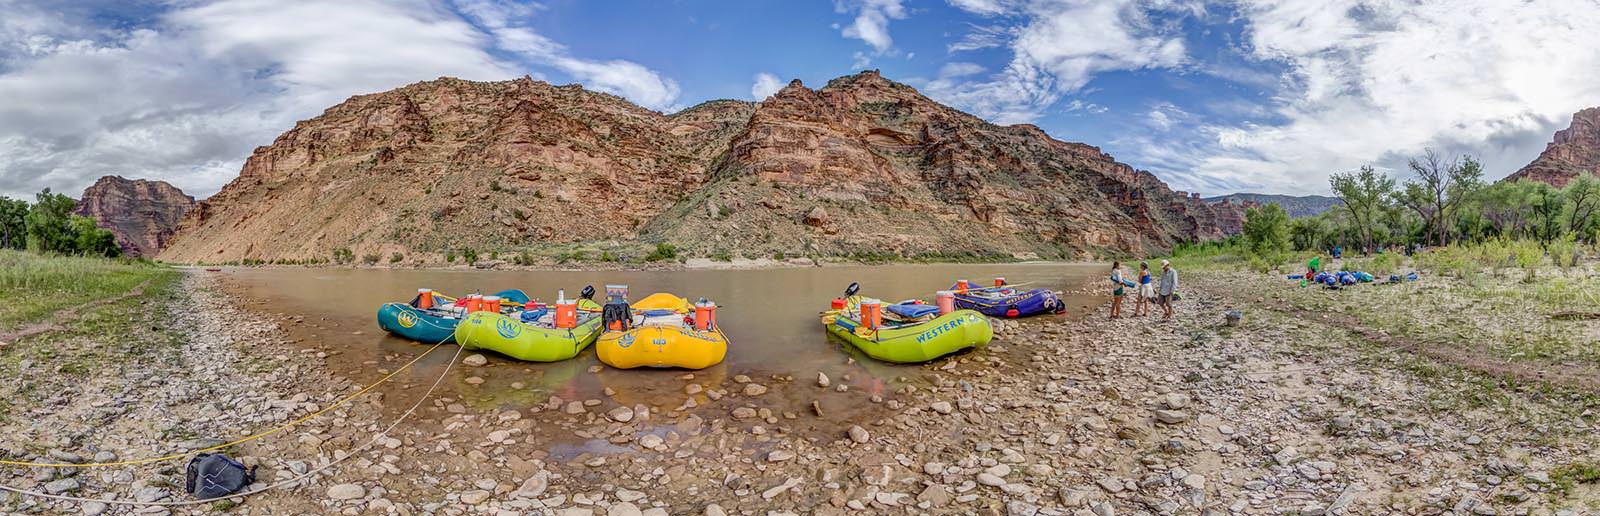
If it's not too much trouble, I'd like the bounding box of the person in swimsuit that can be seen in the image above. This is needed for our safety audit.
[1134,261,1153,316]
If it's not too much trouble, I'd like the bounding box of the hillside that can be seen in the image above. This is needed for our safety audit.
[1203,193,1343,218]
[1504,107,1600,187]
[73,176,195,257]
[159,72,1243,264]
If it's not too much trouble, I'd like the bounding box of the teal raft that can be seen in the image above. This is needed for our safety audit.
[377,289,529,344]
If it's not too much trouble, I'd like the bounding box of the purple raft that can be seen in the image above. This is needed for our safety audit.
[951,287,1065,318]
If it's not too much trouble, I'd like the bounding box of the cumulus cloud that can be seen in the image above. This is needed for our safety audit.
[750,72,784,100]
[928,0,1189,124]
[838,0,907,54]
[1167,0,1600,194]
[0,0,681,200]
[454,0,680,110]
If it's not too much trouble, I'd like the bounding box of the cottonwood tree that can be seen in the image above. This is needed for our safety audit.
[1396,149,1483,247]
[0,197,26,250]
[1329,166,1395,254]
[1566,174,1600,241]
[1242,203,1290,257]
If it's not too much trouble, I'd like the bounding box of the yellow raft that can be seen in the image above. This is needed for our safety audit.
[596,293,728,370]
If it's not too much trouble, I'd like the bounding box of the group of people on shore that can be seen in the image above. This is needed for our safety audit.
[1109,259,1178,320]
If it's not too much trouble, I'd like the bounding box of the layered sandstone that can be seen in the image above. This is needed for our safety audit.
[1506,107,1600,187]
[73,176,196,257]
[160,72,1242,263]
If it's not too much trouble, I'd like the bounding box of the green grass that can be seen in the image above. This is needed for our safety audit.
[0,250,175,331]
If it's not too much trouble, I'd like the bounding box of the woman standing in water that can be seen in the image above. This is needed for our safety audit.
[1135,261,1153,316]
[1109,261,1133,318]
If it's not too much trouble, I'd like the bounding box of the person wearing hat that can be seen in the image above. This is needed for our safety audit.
[1157,259,1178,320]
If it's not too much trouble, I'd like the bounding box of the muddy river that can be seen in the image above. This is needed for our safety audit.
[214,263,1105,444]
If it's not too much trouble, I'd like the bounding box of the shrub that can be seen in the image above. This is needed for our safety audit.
[1549,233,1581,271]
[711,250,734,262]
[461,248,478,263]
[645,243,678,262]
[1510,239,1542,282]
[332,248,354,264]
[601,251,615,262]
[773,251,785,260]
[389,252,404,263]
[444,250,457,263]
[362,253,380,265]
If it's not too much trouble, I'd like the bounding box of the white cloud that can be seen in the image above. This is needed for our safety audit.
[0,0,682,199]
[838,0,907,53]
[948,0,1023,16]
[1166,0,1600,194]
[927,0,1189,124]
[454,0,680,110]
[939,62,986,78]
[751,72,784,100]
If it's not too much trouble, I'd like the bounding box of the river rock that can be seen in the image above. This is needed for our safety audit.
[743,383,769,396]
[327,483,365,500]
[849,425,870,443]
[768,450,795,462]
[607,406,635,423]
[460,489,491,505]
[731,407,757,419]
[463,354,488,367]
[762,477,802,499]
[930,401,953,414]
[607,502,643,516]
[1153,409,1189,424]
[817,372,830,387]
[43,478,80,495]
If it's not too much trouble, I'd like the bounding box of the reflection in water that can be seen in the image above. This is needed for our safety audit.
[218,263,1104,442]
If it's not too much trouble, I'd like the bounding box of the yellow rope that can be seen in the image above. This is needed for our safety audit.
[0,337,449,469]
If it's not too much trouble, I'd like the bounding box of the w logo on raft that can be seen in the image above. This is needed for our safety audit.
[496,318,521,339]
[618,333,635,348]
[396,311,418,329]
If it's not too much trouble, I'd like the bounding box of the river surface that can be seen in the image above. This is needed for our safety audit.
[214,262,1106,443]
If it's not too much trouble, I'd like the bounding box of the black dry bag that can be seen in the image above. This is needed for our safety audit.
[185,453,257,500]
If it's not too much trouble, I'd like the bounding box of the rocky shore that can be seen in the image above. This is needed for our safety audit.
[3,270,1597,515]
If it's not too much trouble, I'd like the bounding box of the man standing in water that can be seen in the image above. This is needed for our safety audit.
[1158,259,1178,320]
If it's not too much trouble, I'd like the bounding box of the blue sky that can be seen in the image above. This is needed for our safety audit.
[2,0,1598,200]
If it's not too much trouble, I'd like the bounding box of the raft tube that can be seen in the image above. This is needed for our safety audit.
[822,305,992,363]
[952,287,1064,318]
[596,293,728,370]
[376,289,530,344]
[454,310,604,362]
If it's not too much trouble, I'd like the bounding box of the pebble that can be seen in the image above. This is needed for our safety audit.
[767,450,795,462]
[460,490,492,505]
[930,401,954,414]
[606,406,635,423]
[816,372,830,387]
[463,354,488,367]
[743,383,768,396]
[327,483,365,500]
[848,425,870,443]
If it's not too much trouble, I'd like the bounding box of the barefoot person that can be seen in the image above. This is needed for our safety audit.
[1135,261,1153,316]
[1109,261,1133,318]
[1157,259,1178,320]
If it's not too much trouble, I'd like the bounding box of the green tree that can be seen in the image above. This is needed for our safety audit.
[1289,216,1326,251]
[24,188,78,253]
[1329,165,1395,254]
[1242,203,1290,257]
[1396,150,1483,247]
[1564,173,1600,241]
[69,215,120,257]
[0,196,26,250]
[1528,181,1565,247]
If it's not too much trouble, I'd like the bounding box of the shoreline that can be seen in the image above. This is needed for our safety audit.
[3,264,1597,514]
[165,257,1115,273]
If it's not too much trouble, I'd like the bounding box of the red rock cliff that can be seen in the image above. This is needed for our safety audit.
[74,176,196,257]
[1506,107,1600,187]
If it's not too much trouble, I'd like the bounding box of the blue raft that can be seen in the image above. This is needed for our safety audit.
[951,285,1065,318]
[377,289,530,343]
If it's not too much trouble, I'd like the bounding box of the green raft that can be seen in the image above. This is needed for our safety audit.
[821,302,993,363]
[454,309,604,362]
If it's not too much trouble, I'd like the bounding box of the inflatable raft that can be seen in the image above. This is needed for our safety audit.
[821,285,992,363]
[949,278,1064,318]
[454,294,604,362]
[596,290,727,370]
[377,289,529,343]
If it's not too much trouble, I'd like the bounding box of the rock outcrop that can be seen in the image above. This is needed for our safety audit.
[1505,107,1600,187]
[1204,193,1342,218]
[74,176,196,257]
[159,72,1242,263]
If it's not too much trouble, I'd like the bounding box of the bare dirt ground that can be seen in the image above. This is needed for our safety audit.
[2,268,1597,515]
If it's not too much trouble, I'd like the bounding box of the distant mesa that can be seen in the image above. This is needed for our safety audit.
[1203,193,1344,218]
[1504,106,1600,187]
[158,72,1246,264]
[74,176,196,257]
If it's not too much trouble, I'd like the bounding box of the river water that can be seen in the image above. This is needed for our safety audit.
[214,262,1105,443]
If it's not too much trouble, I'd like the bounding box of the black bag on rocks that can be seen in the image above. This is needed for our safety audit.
[185,453,256,500]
